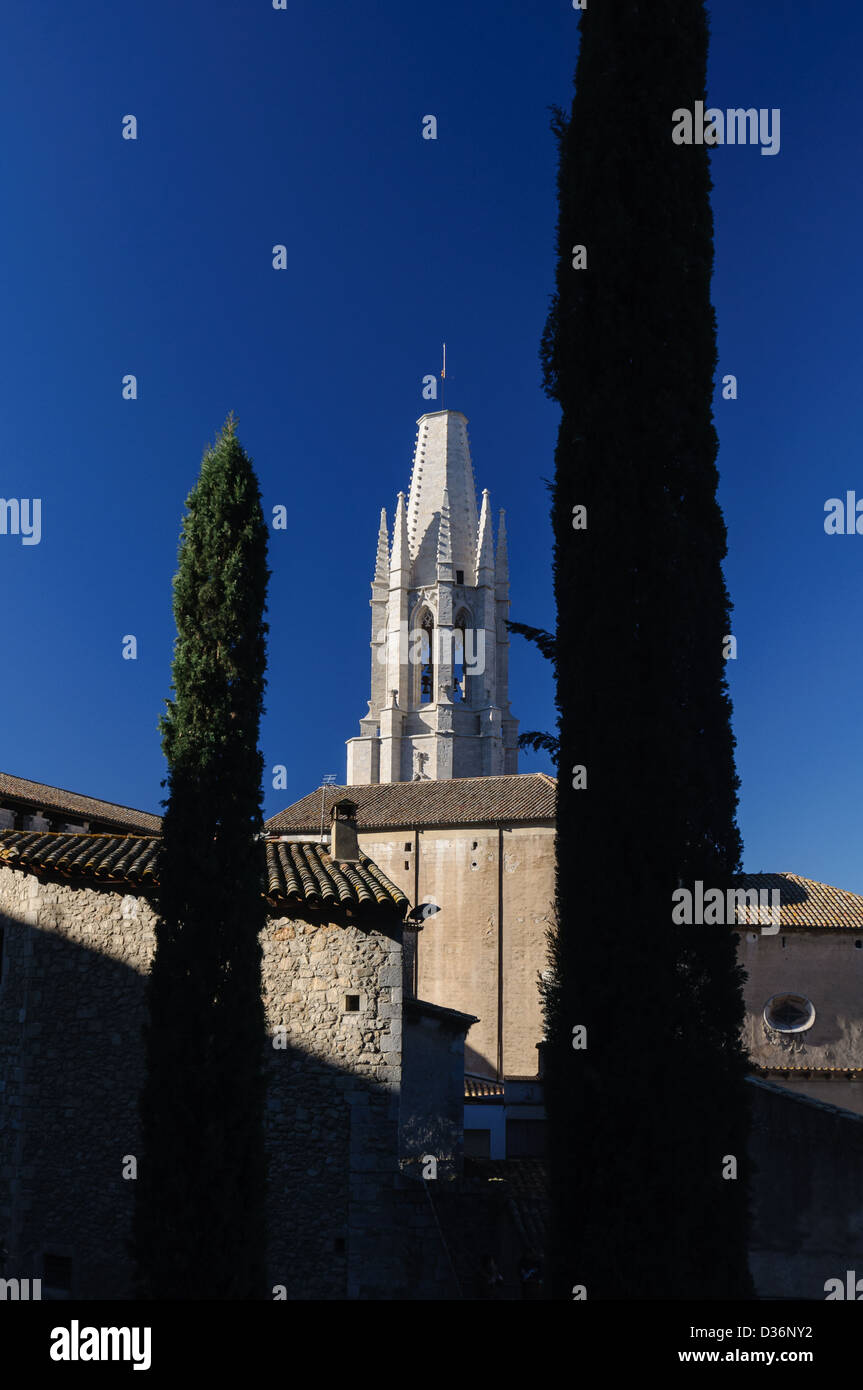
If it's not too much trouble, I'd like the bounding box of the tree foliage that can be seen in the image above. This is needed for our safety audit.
[543,2,752,1299]
[134,415,270,1299]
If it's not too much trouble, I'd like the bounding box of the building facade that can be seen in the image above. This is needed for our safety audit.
[267,774,556,1080]
[736,872,863,1115]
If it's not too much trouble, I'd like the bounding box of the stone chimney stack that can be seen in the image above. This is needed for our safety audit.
[330,798,360,862]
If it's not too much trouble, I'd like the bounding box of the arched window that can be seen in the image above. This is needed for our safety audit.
[452,609,471,704]
[420,611,434,704]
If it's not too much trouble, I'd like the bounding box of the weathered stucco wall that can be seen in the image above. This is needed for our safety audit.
[359,824,554,1078]
[739,929,863,1069]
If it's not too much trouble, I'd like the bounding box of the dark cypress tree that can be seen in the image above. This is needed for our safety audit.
[134,415,270,1299]
[542,3,752,1299]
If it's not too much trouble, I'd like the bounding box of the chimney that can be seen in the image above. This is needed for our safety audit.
[330,798,360,862]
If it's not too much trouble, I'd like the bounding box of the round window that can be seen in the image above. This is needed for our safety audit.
[763,994,815,1033]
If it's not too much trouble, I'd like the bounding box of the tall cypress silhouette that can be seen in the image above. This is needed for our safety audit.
[542,3,752,1298]
[134,416,269,1298]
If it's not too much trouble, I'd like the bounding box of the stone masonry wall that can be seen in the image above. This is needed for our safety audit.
[0,863,411,1300]
[0,864,153,1298]
[263,910,404,1299]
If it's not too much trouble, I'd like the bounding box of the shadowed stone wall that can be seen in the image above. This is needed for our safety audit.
[0,862,455,1300]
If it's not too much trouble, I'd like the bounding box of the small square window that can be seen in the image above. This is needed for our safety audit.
[404,842,411,852]
[344,995,360,1013]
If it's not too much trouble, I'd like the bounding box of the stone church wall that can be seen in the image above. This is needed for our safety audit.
[358,824,555,1078]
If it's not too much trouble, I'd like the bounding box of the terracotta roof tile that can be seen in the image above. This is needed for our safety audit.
[0,772,160,834]
[464,1075,505,1098]
[264,840,408,912]
[266,773,556,833]
[734,873,863,930]
[0,830,159,884]
[0,831,407,915]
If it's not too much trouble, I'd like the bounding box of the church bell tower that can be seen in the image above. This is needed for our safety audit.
[346,410,519,785]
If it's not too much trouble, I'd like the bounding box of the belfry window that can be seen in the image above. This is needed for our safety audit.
[452,623,466,703]
[420,612,434,703]
[452,609,471,704]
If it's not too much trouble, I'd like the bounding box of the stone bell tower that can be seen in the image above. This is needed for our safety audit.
[346,410,519,785]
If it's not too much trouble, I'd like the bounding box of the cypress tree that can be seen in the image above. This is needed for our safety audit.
[542,3,752,1298]
[134,415,270,1299]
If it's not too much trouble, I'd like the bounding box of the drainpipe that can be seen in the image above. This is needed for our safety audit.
[497,827,504,1080]
[413,827,420,997]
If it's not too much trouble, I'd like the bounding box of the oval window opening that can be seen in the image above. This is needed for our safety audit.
[763,993,815,1033]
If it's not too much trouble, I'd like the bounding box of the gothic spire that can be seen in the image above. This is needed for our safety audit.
[390,491,410,581]
[495,508,509,594]
[476,488,494,584]
[373,507,389,585]
[406,411,479,586]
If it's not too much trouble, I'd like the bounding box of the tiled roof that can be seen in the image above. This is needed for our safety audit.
[264,840,408,913]
[0,830,159,884]
[0,771,160,834]
[465,1075,505,1098]
[0,831,408,915]
[266,773,557,833]
[734,873,863,930]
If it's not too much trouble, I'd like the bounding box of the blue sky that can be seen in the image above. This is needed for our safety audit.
[2,2,862,891]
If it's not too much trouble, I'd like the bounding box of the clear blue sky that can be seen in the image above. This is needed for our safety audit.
[1,1,862,891]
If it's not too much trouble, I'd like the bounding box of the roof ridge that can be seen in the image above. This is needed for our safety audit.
[739,870,863,899]
[0,771,160,820]
[0,828,155,843]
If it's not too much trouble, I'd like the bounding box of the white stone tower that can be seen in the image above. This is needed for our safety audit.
[346,410,519,785]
